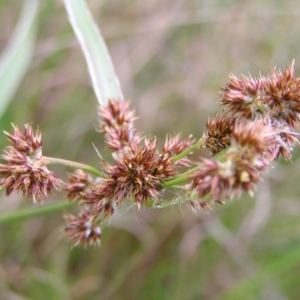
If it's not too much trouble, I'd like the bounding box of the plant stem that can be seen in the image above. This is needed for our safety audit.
[42,156,105,177]
[171,138,204,163]
[163,166,199,188]
[0,201,75,224]
[212,148,229,161]
[162,138,204,188]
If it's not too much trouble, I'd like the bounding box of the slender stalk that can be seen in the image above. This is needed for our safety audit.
[171,138,204,162]
[0,201,75,224]
[212,147,229,160]
[163,166,200,188]
[42,156,105,177]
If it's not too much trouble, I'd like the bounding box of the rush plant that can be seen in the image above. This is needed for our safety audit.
[0,1,299,248]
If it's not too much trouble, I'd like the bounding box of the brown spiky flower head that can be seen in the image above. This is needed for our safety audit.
[220,63,300,128]
[63,169,94,201]
[190,120,278,206]
[98,99,140,152]
[78,100,194,213]
[81,138,177,210]
[220,73,268,119]
[64,206,101,247]
[202,113,235,156]
[264,63,300,129]
[0,124,61,203]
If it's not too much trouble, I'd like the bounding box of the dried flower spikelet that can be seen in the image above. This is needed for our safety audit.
[231,119,277,155]
[264,63,300,128]
[98,100,138,151]
[188,200,213,212]
[93,199,115,218]
[4,124,42,159]
[103,128,142,152]
[231,118,298,161]
[217,121,276,195]
[0,124,61,203]
[64,207,101,247]
[81,177,117,205]
[220,73,268,119]
[99,99,135,130]
[190,144,268,203]
[190,159,232,202]
[83,138,176,208]
[63,169,94,200]
[202,114,235,155]
[105,138,176,205]
[77,175,117,216]
[221,63,300,128]
[270,120,299,160]
[162,133,195,166]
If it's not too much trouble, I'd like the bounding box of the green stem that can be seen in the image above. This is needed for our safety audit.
[0,201,75,224]
[171,138,204,163]
[163,166,199,188]
[42,156,105,177]
[164,146,230,188]
[212,148,229,161]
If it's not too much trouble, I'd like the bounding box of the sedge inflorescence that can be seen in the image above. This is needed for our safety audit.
[1,63,300,247]
[0,124,62,203]
[63,100,194,246]
[190,63,300,210]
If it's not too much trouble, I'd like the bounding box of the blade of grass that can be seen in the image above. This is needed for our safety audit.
[213,244,300,300]
[0,0,38,117]
[63,0,124,105]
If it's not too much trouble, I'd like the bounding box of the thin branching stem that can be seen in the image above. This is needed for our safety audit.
[42,156,105,177]
[0,201,75,224]
[171,138,204,162]
[163,166,200,187]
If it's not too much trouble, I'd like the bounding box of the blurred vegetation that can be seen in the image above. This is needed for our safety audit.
[1,0,300,299]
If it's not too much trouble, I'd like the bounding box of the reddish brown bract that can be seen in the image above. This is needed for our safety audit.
[98,99,138,151]
[0,124,61,203]
[82,138,177,207]
[64,207,101,247]
[203,114,235,155]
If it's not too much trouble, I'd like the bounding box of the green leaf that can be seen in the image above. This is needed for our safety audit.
[0,0,38,117]
[63,0,124,105]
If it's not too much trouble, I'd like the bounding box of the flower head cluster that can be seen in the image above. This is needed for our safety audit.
[64,206,101,247]
[202,114,235,155]
[3,63,299,247]
[63,100,194,245]
[191,63,300,209]
[191,121,277,203]
[83,138,177,207]
[220,63,300,159]
[63,169,94,200]
[0,124,61,203]
[95,101,194,205]
[220,63,300,121]
[63,63,300,244]
[97,99,139,151]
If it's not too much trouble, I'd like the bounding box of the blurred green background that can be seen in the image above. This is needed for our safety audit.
[1,0,300,299]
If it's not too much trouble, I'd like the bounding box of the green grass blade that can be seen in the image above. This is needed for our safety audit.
[63,0,124,105]
[214,244,300,300]
[0,0,38,117]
